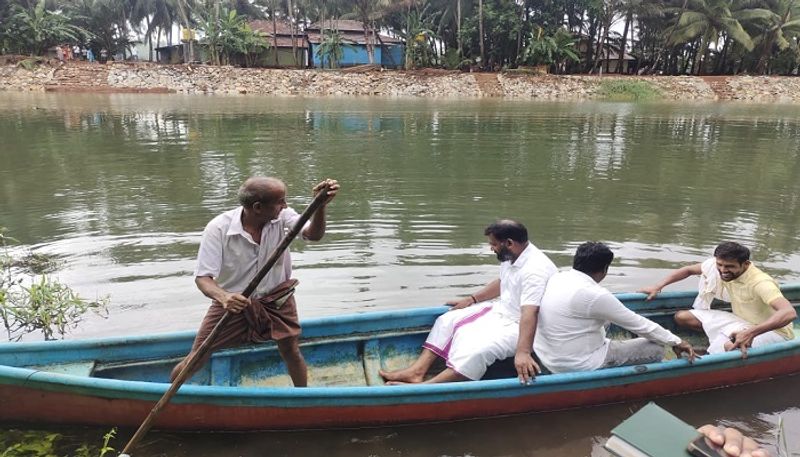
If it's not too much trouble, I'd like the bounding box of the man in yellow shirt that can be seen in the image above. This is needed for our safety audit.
[639,242,796,357]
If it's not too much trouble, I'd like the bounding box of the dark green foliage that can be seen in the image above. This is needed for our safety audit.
[0,0,798,74]
[0,428,117,457]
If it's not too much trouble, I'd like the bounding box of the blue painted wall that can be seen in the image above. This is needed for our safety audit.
[310,44,405,69]
[381,45,404,69]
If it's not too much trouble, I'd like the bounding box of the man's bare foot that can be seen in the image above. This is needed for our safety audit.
[379,367,425,384]
[385,380,411,386]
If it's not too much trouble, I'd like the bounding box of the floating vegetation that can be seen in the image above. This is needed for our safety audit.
[0,228,109,341]
[1,274,109,341]
[13,252,61,275]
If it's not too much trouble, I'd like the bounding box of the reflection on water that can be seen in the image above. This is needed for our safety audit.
[2,93,800,455]
[2,93,800,337]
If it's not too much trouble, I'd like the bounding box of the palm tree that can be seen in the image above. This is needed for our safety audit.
[668,0,770,74]
[345,0,392,64]
[66,0,132,58]
[753,0,800,72]
[129,0,178,60]
[589,0,622,73]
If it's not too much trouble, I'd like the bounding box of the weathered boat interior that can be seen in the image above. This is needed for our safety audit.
[22,299,800,389]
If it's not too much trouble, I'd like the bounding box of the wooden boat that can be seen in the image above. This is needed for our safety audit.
[1,285,799,431]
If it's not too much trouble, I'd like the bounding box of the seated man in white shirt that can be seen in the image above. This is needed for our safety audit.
[534,242,696,373]
[380,219,557,384]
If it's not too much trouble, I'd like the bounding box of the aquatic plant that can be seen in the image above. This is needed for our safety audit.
[0,228,108,341]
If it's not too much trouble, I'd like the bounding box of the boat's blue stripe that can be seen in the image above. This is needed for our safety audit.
[1,283,799,408]
[2,339,797,407]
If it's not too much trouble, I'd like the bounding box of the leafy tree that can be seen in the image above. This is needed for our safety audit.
[522,27,581,73]
[239,22,268,67]
[7,0,87,55]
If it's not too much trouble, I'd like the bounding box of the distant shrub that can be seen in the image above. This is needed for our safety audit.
[598,80,662,101]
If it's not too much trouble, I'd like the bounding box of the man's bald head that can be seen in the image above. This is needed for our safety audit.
[484,219,528,243]
[238,177,286,208]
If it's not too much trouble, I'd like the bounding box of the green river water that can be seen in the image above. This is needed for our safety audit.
[1,92,799,455]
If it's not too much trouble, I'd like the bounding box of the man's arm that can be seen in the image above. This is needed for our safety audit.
[302,179,339,241]
[514,305,541,384]
[195,276,250,314]
[448,278,501,310]
[638,263,703,300]
[730,296,797,356]
[592,293,697,363]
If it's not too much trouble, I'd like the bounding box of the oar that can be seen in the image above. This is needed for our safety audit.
[119,184,331,456]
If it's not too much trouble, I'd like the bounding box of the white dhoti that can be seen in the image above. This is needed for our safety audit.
[690,309,788,354]
[424,301,519,380]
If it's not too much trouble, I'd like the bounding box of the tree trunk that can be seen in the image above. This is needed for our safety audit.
[630,14,636,72]
[591,21,608,74]
[364,25,373,64]
[146,16,153,61]
[585,16,597,72]
[478,0,485,69]
[695,34,710,75]
[650,0,689,74]
[684,39,698,74]
[288,0,297,67]
[320,1,327,68]
[515,2,524,66]
[156,27,162,61]
[405,3,413,69]
[618,10,631,73]
[715,36,730,74]
[456,0,462,58]
[271,0,280,66]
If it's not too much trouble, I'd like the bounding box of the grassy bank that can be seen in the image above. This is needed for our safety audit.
[597,80,663,101]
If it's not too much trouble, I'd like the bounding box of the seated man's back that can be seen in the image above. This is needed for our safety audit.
[534,242,694,374]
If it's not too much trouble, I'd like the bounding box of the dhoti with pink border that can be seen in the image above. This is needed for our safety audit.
[424,301,521,380]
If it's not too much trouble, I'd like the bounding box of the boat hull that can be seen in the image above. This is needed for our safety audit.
[1,286,799,430]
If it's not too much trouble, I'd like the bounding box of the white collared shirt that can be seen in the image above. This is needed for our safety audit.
[494,243,558,322]
[195,206,305,298]
[535,269,681,373]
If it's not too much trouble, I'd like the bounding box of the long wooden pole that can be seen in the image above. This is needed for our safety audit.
[120,184,331,456]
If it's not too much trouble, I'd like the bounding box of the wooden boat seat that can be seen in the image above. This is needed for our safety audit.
[29,360,96,377]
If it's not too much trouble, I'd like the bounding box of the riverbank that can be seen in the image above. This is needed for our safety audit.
[2,61,800,102]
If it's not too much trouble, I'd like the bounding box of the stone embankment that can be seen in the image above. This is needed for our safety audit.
[2,61,800,102]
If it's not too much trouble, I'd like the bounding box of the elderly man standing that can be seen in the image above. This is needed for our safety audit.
[380,220,557,385]
[640,241,796,357]
[171,177,339,386]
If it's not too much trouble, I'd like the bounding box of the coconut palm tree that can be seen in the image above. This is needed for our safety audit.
[752,0,800,72]
[344,0,393,64]
[668,0,772,74]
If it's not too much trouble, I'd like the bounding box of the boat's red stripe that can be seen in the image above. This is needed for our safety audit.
[1,355,797,430]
